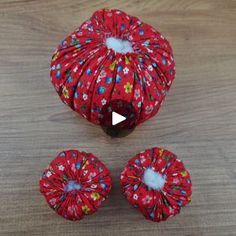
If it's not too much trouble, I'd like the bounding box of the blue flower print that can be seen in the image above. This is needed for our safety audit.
[96,107,101,112]
[75,43,81,48]
[105,77,112,84]
[115,74,121,83]
[86,68,92,75]
[149,212,155,219]
[67,76,73,83]
[79,60,84,65]
[97,86,106,94]
[134,159,141,165]
[56,64,61,70]
[117,64,123,72]
[133,184,138,191]
[177,200,183,207]
[100,183,106,189]
[120,24,125,31]
[143,40,149,47]
[56,70,60,79]
[70,151,76,157]
[61,40,67,47]
[162,57,167,65]
[152,62,157,68]
[139,29,144,35]
[74,91,79,98]
[75,162,81,169]
[59,152,66,157]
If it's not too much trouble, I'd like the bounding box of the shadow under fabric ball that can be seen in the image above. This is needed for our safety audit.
[120,147,192,222]
[39,150,112,221]
[50,8,175,136]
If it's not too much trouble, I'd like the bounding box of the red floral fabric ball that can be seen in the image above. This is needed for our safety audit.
[50,8,175,126]
[120,147,192,222]
[39,150,112,221]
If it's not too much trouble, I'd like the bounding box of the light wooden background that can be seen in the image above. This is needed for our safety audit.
[0,0,236,235]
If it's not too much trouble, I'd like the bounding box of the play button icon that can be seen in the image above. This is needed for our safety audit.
[112,111,126,126]
[99,99,138,137]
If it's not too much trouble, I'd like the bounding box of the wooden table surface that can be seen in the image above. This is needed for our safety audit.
[0,0,236,235]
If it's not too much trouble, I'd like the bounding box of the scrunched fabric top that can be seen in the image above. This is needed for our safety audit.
[39,150,112,221]
[120,147,192,222]
[50,8,175,125]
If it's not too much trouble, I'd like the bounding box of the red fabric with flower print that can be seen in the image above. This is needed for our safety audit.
[120,147,192,222]
[50,8,175,125]
[39,150,112,221]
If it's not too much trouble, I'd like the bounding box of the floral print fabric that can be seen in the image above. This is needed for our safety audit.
[120,147,192,222]
[39,150,112,221]
[50,8,175,126]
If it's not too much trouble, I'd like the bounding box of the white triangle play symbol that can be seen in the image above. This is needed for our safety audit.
[112,111,126,126]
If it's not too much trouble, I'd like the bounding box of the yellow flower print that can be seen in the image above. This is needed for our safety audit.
[82,205,90,214]
[91,192,100,201]
[159,148,164,156]
[180,170,188,177]
[109,60,117,71]
[52,51,59,61]
[125,55,130,65]
[82,160,89,169]
[124,82,133,93]
[128,175,136,179]
[62,86,69,99]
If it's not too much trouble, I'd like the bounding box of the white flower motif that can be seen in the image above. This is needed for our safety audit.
[134,89,140,99]
[140,155,145,163]
[128,35,133,41]
[83,93,88,101]
[100,70,107,78]
[77,31,83,36]
[137,101,142,108]
[49,198,56,205]
[101,98,107,105]
[88,172,96,179]
[148,65,153,71]
[46,171,52,178]
[145,105,154,114]
[97,56,104,64]
[86,82,91,89]
[73,66,78,73]
[169,207,175,214]
[133,194,138,200]
[96,77,101,83]
[142,195,152,204]
[173,178,180,184]
[123,67,129,74]
[58,165,65,171]
[91,184,97,189]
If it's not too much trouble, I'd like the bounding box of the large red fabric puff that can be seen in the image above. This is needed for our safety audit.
[39,150,112,221]
[120,147,192,222]
[50,8,175,126]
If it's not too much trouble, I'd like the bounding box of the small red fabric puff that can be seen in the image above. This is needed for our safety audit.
[120,147,192,222]
[39,150,112,221]
[50,8,175,125]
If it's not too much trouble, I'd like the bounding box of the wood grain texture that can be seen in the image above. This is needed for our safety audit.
[0,0,236,235]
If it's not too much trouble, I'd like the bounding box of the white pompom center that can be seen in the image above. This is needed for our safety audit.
[143,168,166,190]
[105,37,134,54]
